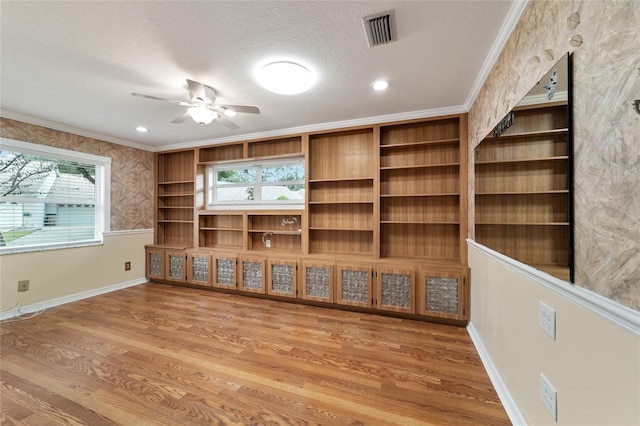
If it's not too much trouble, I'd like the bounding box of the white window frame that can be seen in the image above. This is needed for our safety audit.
[207,157,304,210]
[0,138,111,254]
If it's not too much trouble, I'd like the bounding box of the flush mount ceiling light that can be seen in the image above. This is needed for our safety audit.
[187,104,218,125]
[257,61,314,95]
[135,126,149,133]
[372,80,389,91]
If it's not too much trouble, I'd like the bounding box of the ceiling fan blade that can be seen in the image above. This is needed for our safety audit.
[132,92,192,107]
[171,112,191,124]
[216,115,240,130]
[187,79,209,103]
[218,104,261,114]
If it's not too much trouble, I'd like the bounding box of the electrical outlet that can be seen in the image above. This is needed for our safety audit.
[124,261,131,271]
[540,373,557,421]
[18,280,30,292]
[539,301,556,340]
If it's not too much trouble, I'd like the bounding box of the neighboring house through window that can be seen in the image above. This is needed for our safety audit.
[0,138,111,254]
[207,157,304,209]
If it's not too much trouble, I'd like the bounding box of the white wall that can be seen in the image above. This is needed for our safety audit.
[468,242,640,425]
[0,230,152,314]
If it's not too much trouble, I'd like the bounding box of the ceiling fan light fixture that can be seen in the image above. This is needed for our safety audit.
[187,106,217,125]
[224,109,237,117]
[258,61,314,95]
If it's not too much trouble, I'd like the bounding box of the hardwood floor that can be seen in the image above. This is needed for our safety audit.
[1,283,509,425]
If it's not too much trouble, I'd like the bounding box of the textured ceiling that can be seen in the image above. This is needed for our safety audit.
[0,1,522,151]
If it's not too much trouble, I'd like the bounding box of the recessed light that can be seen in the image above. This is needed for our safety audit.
[257,61,314,95]
[136,126,149,133]
[372,80,389,91]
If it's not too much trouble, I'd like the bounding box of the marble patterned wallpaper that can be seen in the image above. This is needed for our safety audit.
[0,118,154,231]
[468,0,639,310]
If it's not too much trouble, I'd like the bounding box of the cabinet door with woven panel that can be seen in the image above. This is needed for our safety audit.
[165,250,187,283]
[212,254,237,290]
[301,260,334,303]
[336,263,372,308]
[146,247,165,280]
[187,250,212,287]
[239,256,266,294]
[416,270,467,320]
[375,267,415,314]
[266,258,298,298]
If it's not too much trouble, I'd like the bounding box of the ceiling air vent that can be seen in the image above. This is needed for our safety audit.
[362,10,396,47]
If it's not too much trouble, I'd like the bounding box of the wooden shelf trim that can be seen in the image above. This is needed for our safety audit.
[482,128,568,142]
[308,177,374,183]
[158,180,195,185]
[476,190,569,195]
[248,230,302,235]
[381,162,460,171]
[200,227,243,231]
[380,138,460,148]
[309,227,373,232]
[475,155,569,165]
[158,220,194,224]
[381,192,460,197]
[476,222,570,226]
[198,152,303,166]
[309,201,374,205]
[381,220,460,225]
[158,193,193,198]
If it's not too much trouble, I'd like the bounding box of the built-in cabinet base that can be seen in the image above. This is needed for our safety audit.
[146,245,469,323]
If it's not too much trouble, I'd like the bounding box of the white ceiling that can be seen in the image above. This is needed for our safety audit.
[1,1,524,151]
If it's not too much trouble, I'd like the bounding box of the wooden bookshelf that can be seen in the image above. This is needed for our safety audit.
[475,102,571,280]
[379,116,464,260]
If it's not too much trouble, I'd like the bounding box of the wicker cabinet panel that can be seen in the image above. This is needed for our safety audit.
[165,250,187,283]
[239,257,266,294]
[417,270,467,320]
[376,267,415,314]
[301,261,334,303]
[336,263,372,308]
[212,254,237,289]
[266,258,297,298]
[187,250,211,286]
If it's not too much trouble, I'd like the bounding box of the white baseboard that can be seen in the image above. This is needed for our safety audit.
[467,322,526,426]
[0,278,148,321]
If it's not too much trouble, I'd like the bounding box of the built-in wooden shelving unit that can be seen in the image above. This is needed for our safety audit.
[147,114,470,323]
[475,102,571,280]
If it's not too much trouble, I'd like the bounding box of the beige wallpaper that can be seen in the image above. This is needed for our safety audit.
[469,0,639,310]
[0,118,154,231]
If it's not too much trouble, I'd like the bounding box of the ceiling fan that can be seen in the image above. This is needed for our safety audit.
[132,79,260,129]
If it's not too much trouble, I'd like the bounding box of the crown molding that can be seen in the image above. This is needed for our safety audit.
[0,109,154,152]
[464,0,530,111]
[155,105,467,152]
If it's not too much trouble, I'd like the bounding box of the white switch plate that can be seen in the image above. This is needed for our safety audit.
[540,373,558,421]
[539,301,556,340]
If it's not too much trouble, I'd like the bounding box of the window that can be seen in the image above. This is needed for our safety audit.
[0,138,111,254]
[208,157,304,209]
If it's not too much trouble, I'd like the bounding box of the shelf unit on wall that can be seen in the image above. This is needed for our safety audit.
[147,114,472,323]
[155,149,195,246]
[475,101,570,280]
[307,128,377,258]
[379,116,466,261]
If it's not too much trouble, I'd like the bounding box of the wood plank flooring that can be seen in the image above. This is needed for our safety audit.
[1,283,510,425]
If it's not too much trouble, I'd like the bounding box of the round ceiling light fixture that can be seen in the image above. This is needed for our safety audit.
[257,61,314,95]
[372,80,389,91]
[135,126,149,133]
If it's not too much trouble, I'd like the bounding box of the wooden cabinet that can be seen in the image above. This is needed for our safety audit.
[212,254,237,289]
[238,256,266,294]
[416,269,467,320]
[266,258,298,298]
[475,102,570,280]
[375,266,415,314]
[308,128,376,257]
[165,249,187,283]
[156,150,195,246]
[187,249,211,286]
[379,116,465,261]
[336,263,373,308]
[147,115,472,324]
[145,247,166,280]
[300,260,334,303]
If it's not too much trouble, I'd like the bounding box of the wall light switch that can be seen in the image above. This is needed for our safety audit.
[539,301,556,340]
